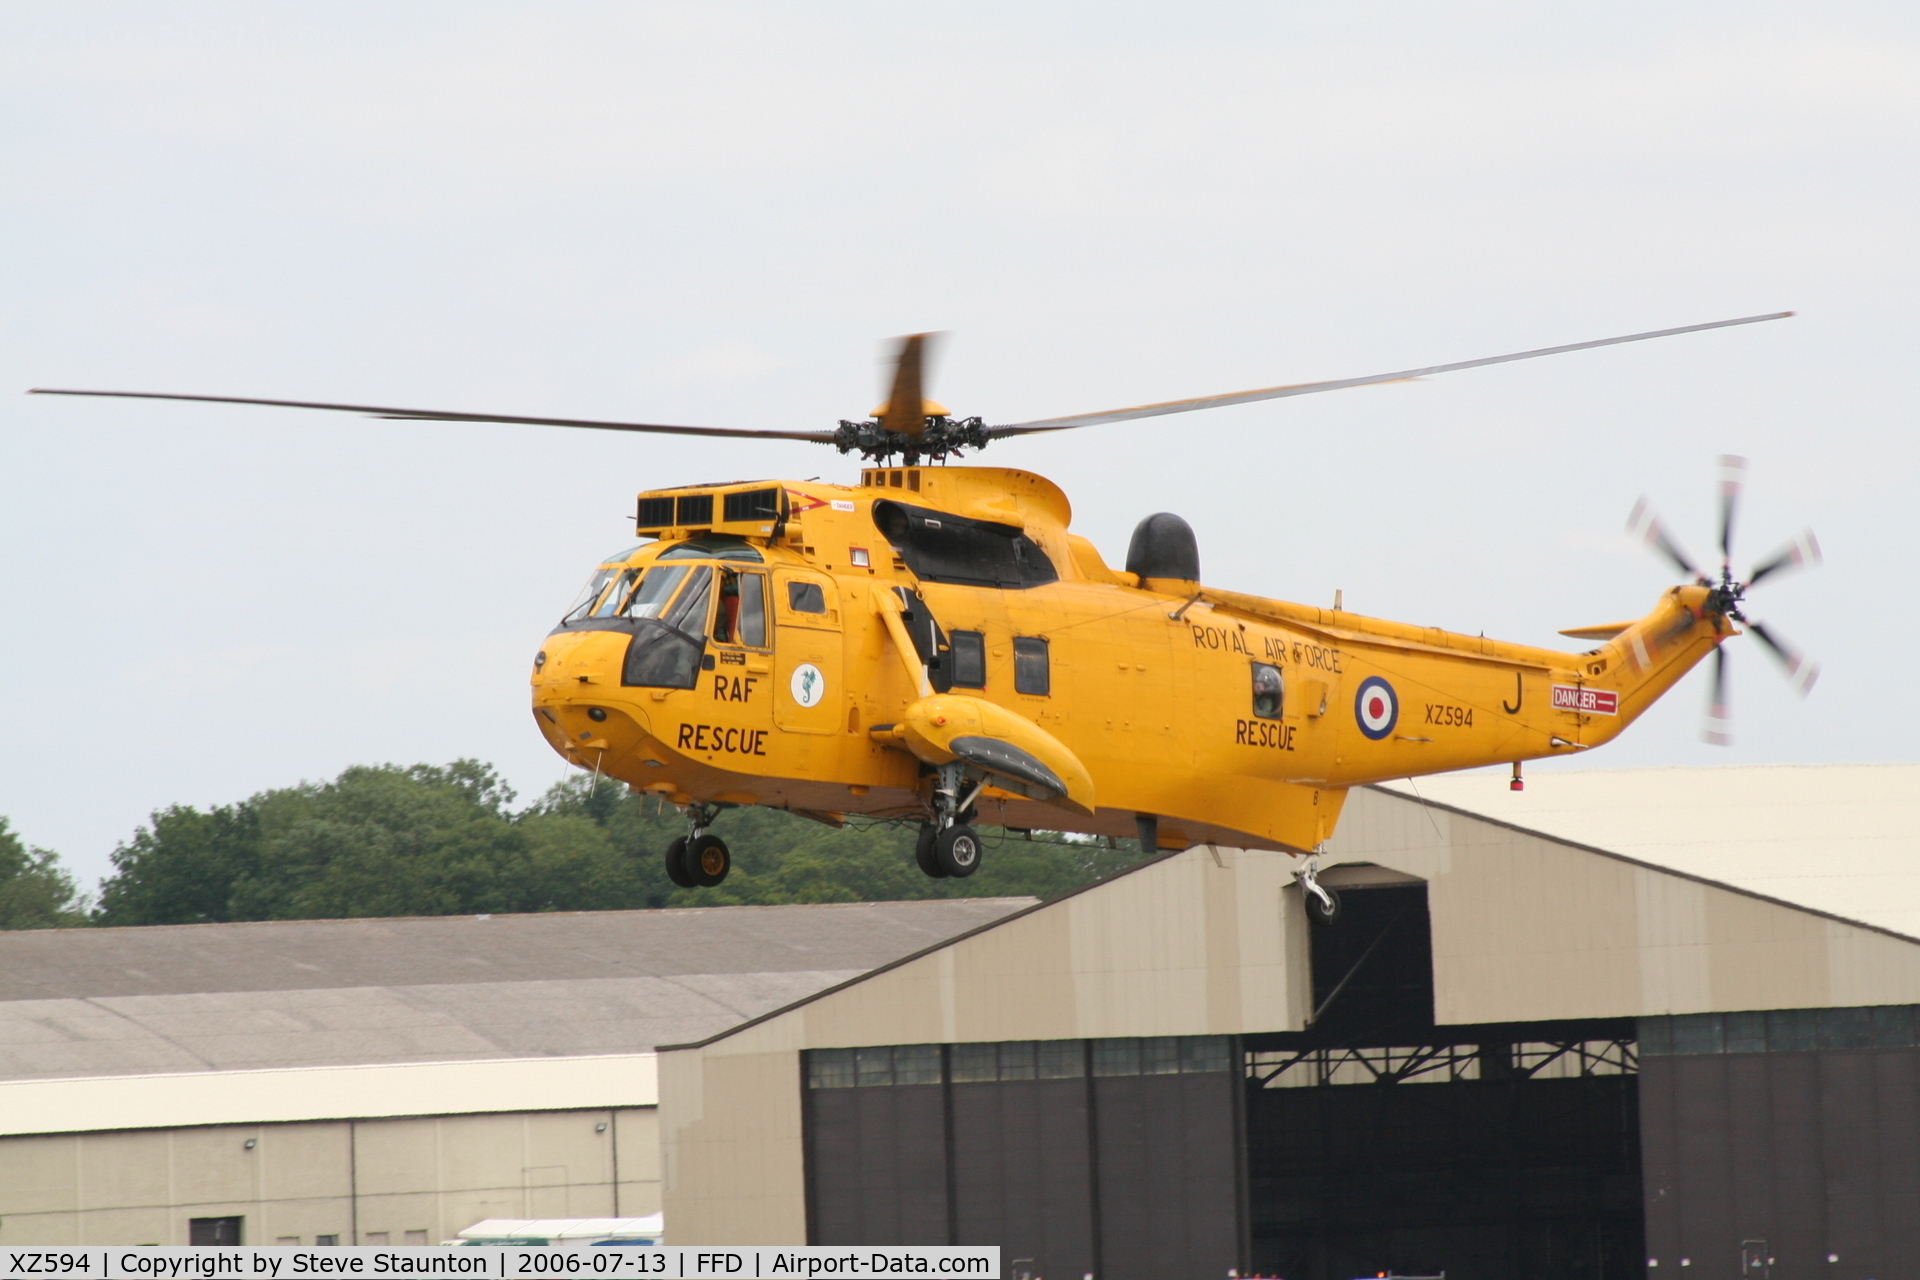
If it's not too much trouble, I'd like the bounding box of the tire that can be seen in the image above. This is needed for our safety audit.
[914,824,947,878]
[664,837,696,889]
[1306,885,1342,927]
[688,833,731,887]
[934,824,982,879]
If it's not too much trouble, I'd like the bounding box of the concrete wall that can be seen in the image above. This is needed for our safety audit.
[659,1039,807,1246]
[0,1108,658,1245]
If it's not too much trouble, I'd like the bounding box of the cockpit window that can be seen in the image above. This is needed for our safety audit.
[590,569,641,618]
[563,566,620,623]
[736,573,767,646]
[712,571,769,647]
[561,547,646,622]
[623,565,689,619]
[662,565,714,633]
[658,536,764,563]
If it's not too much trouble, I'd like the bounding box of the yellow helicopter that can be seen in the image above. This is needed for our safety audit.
[32,312,1820,920]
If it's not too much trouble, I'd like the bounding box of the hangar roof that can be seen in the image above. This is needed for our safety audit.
[0,899,1032,1083]
[1382,764,1920,941]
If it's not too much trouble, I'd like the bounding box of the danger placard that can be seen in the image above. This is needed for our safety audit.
[1551,685,1618,715]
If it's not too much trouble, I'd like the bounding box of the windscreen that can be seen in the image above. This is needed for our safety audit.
[624,565,690,619]
[560,546,644,622]
[590,569,640,618]
[563,566,620,623]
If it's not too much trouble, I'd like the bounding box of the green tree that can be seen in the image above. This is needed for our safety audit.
[94,761,1156,925]
[94,802,259,925]
[528,775,1150,907]
[0,817,88,929]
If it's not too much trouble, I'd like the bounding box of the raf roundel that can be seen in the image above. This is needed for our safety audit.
[790,662,826,708]
[1354,676,1399,740]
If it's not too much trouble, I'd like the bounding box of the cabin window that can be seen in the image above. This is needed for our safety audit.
[787,581,827,614]
[950,631,987,688]
[1252,662,1283,719]
[1013,637,1050,696]
[624,565,689,619]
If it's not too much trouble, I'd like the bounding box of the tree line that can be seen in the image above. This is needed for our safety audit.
[0,761,1152,929]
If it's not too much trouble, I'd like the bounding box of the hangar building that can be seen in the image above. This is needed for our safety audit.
[0,898,1028,1244]
[659,765,1920,1280]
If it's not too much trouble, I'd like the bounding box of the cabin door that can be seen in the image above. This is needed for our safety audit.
[772,569,842,734]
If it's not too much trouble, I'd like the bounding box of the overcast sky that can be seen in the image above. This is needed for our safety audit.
[4,2,1915,890]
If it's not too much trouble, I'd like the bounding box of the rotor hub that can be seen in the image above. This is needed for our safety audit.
[832,414,992,465]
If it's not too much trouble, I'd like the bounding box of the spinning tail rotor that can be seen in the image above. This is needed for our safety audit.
[1628,455,1821,744]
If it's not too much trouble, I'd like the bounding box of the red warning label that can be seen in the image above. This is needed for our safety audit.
[1551,685,1619,715]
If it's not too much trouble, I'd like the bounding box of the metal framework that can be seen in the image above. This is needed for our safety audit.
[1246,1037,1638,1089]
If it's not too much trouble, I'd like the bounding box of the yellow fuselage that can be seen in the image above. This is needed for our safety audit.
[531,466,1724,852]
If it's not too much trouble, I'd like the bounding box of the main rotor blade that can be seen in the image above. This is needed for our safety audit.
[1703,644,1732,745]
[877,333,935,440]
[1745,619,1819,695]
[989,312,1794,435]
[1746,529,1822,587]
[1627,497,1705,581]
[1717,454,1747,568]
[26,389,837,443]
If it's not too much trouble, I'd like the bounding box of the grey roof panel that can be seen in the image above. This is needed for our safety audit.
[0,899,1033,1082]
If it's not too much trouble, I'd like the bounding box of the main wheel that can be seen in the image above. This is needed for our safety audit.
[688,833,732,887]
[914,824,947,878]
[934,824,982,879]
[664,837,696,889]
[1306,885,1342,927]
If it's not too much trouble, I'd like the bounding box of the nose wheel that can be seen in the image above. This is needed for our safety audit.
[665,805,732,888]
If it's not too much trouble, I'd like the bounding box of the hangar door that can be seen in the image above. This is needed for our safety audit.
[1244,881,1645,1280]
[803,1036,1242,1280]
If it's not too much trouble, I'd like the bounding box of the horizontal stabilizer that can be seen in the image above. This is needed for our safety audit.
[1559,621,1637,641]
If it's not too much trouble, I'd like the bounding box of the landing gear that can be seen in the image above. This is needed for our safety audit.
[915,824,947,878]
[1300,856,1341,926]
[687,833,731,887]
[664,837,696,889]
[914,763,984,880]
[665,804,731,888]
[933,824,981,878]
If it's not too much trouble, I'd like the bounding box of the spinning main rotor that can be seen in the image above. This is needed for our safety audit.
[32,312,1791,465]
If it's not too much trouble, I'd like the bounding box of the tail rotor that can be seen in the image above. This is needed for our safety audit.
[1627,455,1821,744]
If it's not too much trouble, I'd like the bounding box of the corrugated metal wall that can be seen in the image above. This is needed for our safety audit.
[1640,1008,1920,1280]
[802,1040,1240,1280]
[951,1078,1096,1273]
